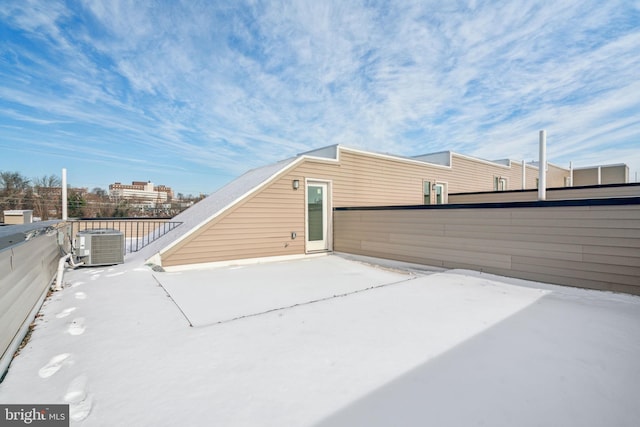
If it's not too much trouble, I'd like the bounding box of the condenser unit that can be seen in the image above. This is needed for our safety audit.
[74,229,125,266]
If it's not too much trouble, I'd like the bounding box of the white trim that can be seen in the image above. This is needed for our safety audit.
[451,152,512,170]
[297,144,339,160]
[340,146,452,170]
[162,252,329,272]
[494,176,508,191]
[434,181,448,204]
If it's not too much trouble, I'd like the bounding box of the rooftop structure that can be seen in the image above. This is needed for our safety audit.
[143,144,622,270]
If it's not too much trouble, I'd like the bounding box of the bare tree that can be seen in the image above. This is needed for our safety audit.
[32,174,62,220]
[0,171,32,216]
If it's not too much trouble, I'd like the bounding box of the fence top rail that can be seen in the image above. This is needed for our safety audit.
[334,196,640,212]
[450,182,640,197]
[70,217,174,221]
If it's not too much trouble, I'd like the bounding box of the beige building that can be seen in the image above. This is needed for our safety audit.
[572,164,629,186]
[145,145,578,269]
[109,181,174,203]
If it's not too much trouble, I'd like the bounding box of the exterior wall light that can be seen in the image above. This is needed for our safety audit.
[292,179,300,190]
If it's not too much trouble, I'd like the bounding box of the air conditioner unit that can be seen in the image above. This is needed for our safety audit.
[74,229,125,266]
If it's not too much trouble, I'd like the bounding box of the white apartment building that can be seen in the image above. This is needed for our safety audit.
[109,181,173,203]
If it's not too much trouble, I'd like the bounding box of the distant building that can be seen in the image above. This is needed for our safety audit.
[2,210,33,225]
[109,181,174,203]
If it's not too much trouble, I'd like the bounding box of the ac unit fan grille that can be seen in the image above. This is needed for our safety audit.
[90,234,124,265]
[75,229,125,266]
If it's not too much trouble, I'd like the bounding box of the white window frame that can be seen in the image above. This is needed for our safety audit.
[494,176,508,191]
[434,182,447,204]
[304,179,332,253]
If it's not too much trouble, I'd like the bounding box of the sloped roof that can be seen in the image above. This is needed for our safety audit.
[137,156,298,263]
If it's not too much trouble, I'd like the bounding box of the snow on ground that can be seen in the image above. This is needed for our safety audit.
[0,254,639,426]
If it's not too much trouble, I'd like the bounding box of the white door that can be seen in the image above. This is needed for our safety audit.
[435,183,446,204]
[306,182,329,251]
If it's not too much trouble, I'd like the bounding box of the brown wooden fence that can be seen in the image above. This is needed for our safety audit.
[334,198,640,295]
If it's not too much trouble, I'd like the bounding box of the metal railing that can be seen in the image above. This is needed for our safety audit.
[69,218,182,253]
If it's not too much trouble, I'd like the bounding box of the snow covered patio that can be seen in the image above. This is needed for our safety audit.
[1,254,639,426]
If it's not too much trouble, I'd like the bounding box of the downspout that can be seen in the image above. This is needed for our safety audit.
[597,166,602,185]
[522,160,526,189]
[569,161,573,187]
[538,130,547,201]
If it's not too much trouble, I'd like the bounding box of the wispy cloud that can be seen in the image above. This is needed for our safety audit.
[1,0,638,193]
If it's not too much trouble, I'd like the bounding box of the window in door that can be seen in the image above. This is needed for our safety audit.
[423,181,431,204]
[306,182,329,251]
[434,183,446,204]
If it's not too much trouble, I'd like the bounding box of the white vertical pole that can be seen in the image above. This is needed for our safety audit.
[522,160,526,189]
[538,130,546,201]
[597,166,602,185]
[569,161,573,187]
[62,168,68,220]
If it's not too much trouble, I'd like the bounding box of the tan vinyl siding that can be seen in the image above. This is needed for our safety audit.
[334,202,640,295]
[162,152,432,266]
[574,165,629,186]
[299,151,424,207]
[573,168,599,186]
[431,156,564,194]
[161,148,571,267]
[162,172,306,266]
[546,164,569,187]
[601,165,628,184]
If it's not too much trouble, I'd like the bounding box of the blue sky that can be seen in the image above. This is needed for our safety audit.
[1,0,639,195]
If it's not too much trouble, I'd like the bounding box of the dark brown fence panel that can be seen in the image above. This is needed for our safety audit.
[334,198,640,295]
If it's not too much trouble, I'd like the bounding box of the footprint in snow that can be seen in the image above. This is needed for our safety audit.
[90,275,100,281]
[38,353,72,378]
[70,395,93,422]
[64,375,88,403]
[55,307,77,319]
[75,292,87,300]
[71,281,85,288]
[64,374,93,421]
[67,318,86,336]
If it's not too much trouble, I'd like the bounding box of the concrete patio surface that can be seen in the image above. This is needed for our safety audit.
[154,254,420,326]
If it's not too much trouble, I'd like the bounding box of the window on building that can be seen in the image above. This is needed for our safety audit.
[423,181,431,204]
[494,177,507,191]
